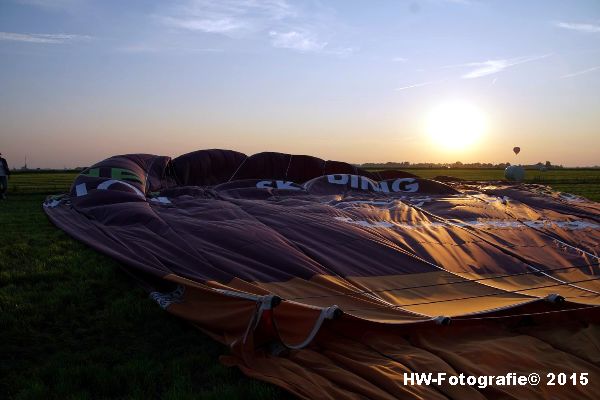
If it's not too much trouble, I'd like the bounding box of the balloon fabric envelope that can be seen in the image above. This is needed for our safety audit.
[44,149,600,400]
[505,165,526,182]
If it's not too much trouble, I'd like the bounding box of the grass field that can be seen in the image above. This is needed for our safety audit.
[1,170,598,399]
[1,173,284,399]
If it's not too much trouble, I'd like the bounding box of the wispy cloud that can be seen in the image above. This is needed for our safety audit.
[327,47,355,57]
[14,0,86,11]
[441,0,474,4]
[157,0,351,56]
[117,44,161,53]
[394,80,442,91]
[554,21,600,33]
[160,0,295,36]
[450,54,552,79]
[395,53,550,91]
[117,44,223,54]
[269,30,326,52]
[0,31,91,44]
[392,56,407,62]
[462,60,510,78]
[163,16,246,34]
[423,0,474,4]
[561,65,600,79]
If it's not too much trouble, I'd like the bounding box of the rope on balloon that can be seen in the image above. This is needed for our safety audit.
[340,274,600,313]
[287,260,600,301]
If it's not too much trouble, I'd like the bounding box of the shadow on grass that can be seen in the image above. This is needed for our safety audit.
[0,194,286,399]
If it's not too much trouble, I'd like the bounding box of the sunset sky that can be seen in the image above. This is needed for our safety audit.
[1,0,599,168]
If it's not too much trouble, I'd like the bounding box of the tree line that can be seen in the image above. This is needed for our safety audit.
[359,161,573,170]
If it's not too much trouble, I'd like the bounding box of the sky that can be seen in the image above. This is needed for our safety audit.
[0,0,599,169]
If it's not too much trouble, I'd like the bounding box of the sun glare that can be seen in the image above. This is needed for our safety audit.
[426,101,487,151]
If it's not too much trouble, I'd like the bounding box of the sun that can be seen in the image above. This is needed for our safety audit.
[426,100,487,151]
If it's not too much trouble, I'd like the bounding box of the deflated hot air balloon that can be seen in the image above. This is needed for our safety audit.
[505,164,525,181]
[42,149,600,400]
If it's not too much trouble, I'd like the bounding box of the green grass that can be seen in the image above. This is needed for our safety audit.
[0,176,284,399]
[8,172,79,194]
[1,170,598,399]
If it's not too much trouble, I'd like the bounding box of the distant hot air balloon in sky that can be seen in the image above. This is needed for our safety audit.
[513,146,520,155]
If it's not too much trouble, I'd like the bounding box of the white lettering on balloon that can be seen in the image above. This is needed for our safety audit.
[256,180,301,190]
[327,174,419,193]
